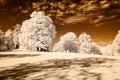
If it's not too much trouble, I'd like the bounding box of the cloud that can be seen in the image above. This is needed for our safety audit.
[94,23,105,27]
[63,14,88,24]
[101,3,110,9]
[0,0,120,27]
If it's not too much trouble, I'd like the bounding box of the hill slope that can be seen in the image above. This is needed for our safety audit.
[0,52,120,80]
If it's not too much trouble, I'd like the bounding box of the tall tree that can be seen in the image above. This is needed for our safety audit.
[79,33,102,54]
[13,24,21,49]
[53,32,78,53]
[112,31,120,55]
[19,11,56,51]
[5,29,15,50]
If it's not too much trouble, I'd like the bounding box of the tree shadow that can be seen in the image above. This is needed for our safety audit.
[0,54,41,59]
[0,57,115,80]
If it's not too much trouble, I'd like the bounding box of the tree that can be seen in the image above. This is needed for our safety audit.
[0,37,8,51]
[53,32,78,53]
[100,31,120,56]
[101,44,114,56]
[19,11,56,51]
[5,29,15,50]
[112,30,120,55]
[0,30,5,51]
[0,29,15,51]
[90,42,102,55]
[0,30,4,36]
[13,24,21,49]
[79,33,102,54]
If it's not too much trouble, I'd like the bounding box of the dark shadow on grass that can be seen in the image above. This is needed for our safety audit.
[0,58,115,80]
[0,54,41,59]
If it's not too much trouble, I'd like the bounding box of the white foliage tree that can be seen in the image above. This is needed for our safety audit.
[100,31,120,56]
[5,29,13,36]
[0,30,6,51]
[5,29,15,50]
[79,33,102,54]
[101,44,114,56]
[112,30,120,55]
[19,11,56,51]
[0,30,4,36]
[53,32,78,53]
[90,42,102,55]
[13,24,21,49]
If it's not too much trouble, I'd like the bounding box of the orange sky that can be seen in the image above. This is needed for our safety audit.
[0,0,120,46]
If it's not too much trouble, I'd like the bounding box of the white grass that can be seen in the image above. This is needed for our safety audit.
[0,52,120,80]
